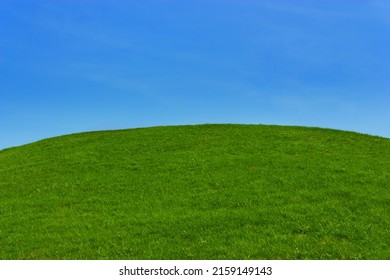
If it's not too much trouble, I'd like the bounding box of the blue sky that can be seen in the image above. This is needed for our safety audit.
[1,0,389,149]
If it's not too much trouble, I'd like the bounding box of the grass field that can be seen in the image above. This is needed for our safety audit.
[0,124,389,259]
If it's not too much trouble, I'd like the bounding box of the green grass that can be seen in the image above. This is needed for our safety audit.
[0,124,389,259]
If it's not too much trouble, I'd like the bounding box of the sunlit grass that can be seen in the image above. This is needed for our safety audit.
[0,124,389,259]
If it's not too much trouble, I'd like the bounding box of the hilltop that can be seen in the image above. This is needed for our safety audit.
[0,124,389,259]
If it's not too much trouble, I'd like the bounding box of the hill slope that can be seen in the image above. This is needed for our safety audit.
[0,124,389,259]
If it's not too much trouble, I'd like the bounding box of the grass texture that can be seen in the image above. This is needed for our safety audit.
[0,124,389,259]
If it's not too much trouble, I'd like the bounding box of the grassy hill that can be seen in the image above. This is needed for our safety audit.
[0,124,389,259]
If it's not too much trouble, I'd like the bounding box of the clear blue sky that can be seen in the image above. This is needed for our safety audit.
[1,0,389,149]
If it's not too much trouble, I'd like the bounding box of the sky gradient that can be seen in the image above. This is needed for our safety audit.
[1,0,389,149]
